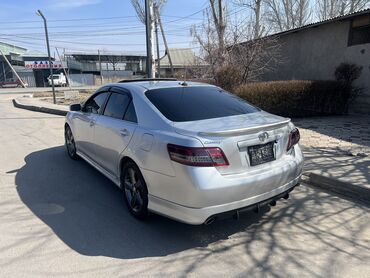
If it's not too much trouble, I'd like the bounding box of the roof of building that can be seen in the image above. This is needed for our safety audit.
[0,41,27,51]
[159,48,207,68]
[22,50,48,58]
[271,8,370,37]
[66,52,146,61]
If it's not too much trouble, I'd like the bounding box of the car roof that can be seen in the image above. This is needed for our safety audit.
[106,80,215,92]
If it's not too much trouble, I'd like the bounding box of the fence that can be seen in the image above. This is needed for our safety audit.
[18,72,36,87]
[69,74,95,87]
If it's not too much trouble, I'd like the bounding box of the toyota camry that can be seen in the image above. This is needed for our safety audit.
[65,79,304,225]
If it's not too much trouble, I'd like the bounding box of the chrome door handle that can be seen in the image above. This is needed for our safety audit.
[120,129,130,137]
[89,120,95,127]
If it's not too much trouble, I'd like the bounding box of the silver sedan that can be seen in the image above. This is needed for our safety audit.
[65,80,304,225]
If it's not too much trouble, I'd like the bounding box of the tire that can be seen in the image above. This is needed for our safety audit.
[65,125,79,160]
[121,161,149,220]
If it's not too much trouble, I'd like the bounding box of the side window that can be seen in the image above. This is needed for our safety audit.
[124,101,138,123]
[103,92,131,120]
[348,15,370,46]
[84,92,109,114]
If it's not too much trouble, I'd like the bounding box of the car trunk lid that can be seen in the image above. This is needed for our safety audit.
[173,111,292,175]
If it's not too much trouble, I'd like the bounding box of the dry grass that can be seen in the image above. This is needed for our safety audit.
[33,90,94,106]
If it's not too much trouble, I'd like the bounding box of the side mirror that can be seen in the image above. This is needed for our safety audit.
[70,103,81,111]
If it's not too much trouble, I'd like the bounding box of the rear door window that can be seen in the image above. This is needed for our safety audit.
[145,86,259,122]
[103,92,131,120]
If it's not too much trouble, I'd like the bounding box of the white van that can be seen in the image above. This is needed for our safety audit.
[48,73,67,87]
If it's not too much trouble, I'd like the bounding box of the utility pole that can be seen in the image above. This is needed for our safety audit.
[55,47,71,89]
[154,3,160,78]
[37,9,56,104]
[98,50,103,85]
[218,0,225,52]
[150,2,156,77]
[155,4,174,77]
[144,0,154,78]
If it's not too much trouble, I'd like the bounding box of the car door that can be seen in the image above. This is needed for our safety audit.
[93,88,138,177]
[73,91,109,159]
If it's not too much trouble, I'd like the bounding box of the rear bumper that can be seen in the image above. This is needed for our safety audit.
[148,175,301,225]
[144,145,304,208]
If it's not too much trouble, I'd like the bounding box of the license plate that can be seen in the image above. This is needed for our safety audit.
[248,142,275,166]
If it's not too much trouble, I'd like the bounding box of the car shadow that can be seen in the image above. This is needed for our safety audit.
[15,146,268,259]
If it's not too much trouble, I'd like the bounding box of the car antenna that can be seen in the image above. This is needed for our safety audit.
[180,64,188,86]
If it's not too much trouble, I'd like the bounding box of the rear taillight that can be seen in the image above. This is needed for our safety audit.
[167,144,229,167]
[287,128,300,151]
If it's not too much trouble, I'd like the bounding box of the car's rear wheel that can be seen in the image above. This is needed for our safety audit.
[122,161,148,219]
[65,126,79,160]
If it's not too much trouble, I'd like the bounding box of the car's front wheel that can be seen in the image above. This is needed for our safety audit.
[65,125,79,160]
[122,161,149,220]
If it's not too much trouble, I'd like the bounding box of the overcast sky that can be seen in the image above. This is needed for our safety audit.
[0,0,209,55]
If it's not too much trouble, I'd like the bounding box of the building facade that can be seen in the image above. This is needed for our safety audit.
[0,42,27,83]
[260,9,370,114]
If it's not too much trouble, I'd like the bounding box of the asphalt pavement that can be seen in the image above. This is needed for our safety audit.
[0,93,369,277]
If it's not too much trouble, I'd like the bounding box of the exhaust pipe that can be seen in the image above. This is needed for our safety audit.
[204,217,216,225]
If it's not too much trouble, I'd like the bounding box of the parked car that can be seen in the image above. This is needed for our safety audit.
[48,73,67,87]
[0,79,27,88]
[65,79,304,225]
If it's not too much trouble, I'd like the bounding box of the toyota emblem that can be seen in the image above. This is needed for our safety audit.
[258,132,269,142]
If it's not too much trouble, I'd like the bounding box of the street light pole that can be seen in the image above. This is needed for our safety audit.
[144,0,153,78]
[37,9,56,104]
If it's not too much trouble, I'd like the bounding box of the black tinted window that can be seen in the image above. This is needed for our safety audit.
[103,93,131,119]
[85,92,109,114]
[124,101,138,123]
[145,87,259,122]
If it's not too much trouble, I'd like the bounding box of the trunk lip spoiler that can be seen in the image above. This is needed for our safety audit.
[198,118,291,137]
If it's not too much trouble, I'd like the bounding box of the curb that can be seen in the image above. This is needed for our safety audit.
[302,172,370,205]
[13,98,67,116]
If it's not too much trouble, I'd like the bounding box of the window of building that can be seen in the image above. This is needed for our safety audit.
[348,15,370,46]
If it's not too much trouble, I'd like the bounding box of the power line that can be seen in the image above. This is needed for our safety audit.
[0,13,205,25]
[0,34,192,47]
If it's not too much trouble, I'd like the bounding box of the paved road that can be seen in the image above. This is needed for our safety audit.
[0,94,369,277]
[0,86,97,95]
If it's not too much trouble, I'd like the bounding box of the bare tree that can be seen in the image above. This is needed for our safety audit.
[191,3,281,87]
[265,0,312,32]
[209,0,227,54]
[226,21,282,84]
[233,0,265,39]
[191,0,228,77]
[346,0,369,13]
[316,0,369,20]
[130,0,167,23]
[316,0,342,20]
[191,7,222,78]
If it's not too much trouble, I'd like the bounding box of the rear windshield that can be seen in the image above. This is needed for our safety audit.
[145,86,259,122]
